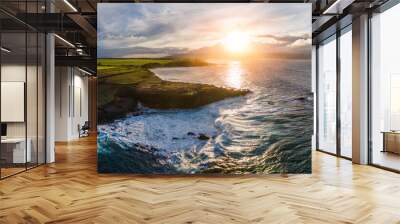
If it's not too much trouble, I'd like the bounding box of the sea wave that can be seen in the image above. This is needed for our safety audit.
[98,59,313,174]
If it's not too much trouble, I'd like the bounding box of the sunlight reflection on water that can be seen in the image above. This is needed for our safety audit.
[226,61,243,89]
[98,59,313,174]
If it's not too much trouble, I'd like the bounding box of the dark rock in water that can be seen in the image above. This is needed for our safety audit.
[172,137,179,140]
[184,152,193,159]
[98,86,139,123]
[294,97,306,101]
[128,111,143,116]
[198,134,210,140]
[98,60,250,124]
[187,132,195,136]
[134,72,250,110]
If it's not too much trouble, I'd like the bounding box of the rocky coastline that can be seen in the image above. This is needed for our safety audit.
[97,58,250,123]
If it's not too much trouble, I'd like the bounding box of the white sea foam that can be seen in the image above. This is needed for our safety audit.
[99,96,245,155]
[98,59,313,173]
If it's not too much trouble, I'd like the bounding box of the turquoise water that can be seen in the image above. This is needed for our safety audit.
[98,59,313,174]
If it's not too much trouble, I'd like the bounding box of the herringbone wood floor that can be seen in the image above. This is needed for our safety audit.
[1,136,400,224]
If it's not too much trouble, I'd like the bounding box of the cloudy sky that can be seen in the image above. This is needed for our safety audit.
[98,3,311,58]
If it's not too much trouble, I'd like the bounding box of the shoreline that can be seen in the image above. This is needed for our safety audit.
[97,58,250,123]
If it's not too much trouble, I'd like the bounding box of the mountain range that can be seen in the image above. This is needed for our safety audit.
[98,42,310,60]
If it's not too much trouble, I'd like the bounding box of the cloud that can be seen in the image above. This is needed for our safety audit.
[256,34,310,47]
[288,38,311,47]
[97,3,311,58]
[98,46,189,58]
[98,4,178,49]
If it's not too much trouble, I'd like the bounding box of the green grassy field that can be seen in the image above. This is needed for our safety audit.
[97,58,174,108]
[98,58,173,67]
[97,58,249,122]
[97,58,209,106]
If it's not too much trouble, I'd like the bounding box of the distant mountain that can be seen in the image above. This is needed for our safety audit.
[171,42,310,60]
[98,42,310,60]
[98,46,189,58]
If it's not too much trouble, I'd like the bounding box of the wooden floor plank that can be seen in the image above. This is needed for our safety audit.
[0,136,400,223]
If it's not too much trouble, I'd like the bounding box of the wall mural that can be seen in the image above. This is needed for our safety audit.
[97,3,313,174]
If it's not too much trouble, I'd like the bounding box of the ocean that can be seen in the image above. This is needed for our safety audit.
[98,58,313,174]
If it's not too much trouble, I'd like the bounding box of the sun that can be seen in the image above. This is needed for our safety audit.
[222,31,250,53]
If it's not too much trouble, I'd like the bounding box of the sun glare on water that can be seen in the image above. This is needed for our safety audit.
[223,31,250,53]
[227,61,243,89]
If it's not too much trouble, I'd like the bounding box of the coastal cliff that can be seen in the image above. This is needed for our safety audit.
[97,58,250,123]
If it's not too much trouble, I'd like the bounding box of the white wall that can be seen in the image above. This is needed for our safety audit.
[1,64,28,138]
[1,65,26,81]
[54,67,89,141]
[78,72,89,137]
[1,82,25,122]
[1,63,46,164]
[55,66,70,141]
